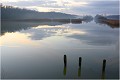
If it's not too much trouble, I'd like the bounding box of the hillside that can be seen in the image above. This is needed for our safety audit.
[1,5,77,20]
[105,15,120,20]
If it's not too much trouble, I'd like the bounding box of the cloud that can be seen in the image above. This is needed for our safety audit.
[1,0,69,12]
[65,1,119,15]
[20,23,119,46]
[1,0,119,15]
[67,29,119,46]
[5,0,57,7]
[1,0,30,2]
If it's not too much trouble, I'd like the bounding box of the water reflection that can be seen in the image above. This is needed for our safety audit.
[78,67,81,77]
[67,30,118,46]
[63,66,67,76]
[1,20,119,47]
[101,70,105,79]
[1,20,84,36]
[94,18,119,28]
[1,20,119,79]
[1,21,70,36]
[62,55,108,79]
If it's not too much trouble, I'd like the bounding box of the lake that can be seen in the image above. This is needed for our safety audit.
[0,20,119,79]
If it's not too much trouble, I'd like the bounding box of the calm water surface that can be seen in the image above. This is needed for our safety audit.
[1,20,119,79]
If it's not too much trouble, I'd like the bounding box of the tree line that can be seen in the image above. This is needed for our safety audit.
[1,4,77,20]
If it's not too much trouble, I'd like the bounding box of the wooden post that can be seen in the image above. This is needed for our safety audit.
[102,59,106,72]
[64,55,67,67]
[63,55,67,76]
[79,57,82,67]
[101,59,106,79]
[78,57,82,77]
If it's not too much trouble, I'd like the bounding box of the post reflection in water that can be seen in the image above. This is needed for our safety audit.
[78,57,82,77]
[101,59,106,79]
[62,56,107,78]
[63,66,67,76]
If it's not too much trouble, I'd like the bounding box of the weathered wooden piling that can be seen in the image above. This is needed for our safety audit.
[101,59,106,79]
[102,59,106,72]
[79,57,82,67]
[64,55,67,67]
[78,57,82,77]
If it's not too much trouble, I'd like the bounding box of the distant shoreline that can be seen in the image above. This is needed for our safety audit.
[1,19,83,23]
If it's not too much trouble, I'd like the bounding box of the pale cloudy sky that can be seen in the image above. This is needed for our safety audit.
[1,0,119,15]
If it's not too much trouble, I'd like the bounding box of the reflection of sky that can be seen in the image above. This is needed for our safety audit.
[20,22,118,44]
[21,25,87,40]
[1,0,119,15]
[1,22,118,47]
[1,22,119,79]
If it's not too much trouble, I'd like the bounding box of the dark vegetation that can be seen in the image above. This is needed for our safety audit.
[82,15,93,23]
[94,15,119,28]
[1,5,77,20]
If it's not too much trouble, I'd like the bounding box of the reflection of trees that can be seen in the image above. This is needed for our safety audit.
[1,20,83,36]
[1,21,70,36]
[1,20,119,46]
[94,15,119,28]
[1,21,38,36]
[95,19,119,28]
[102,20,119,28]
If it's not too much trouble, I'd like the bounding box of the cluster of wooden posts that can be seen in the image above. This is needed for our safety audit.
[63,55,106,79]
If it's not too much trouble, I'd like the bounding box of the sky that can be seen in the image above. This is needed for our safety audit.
[1,0,119,15]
